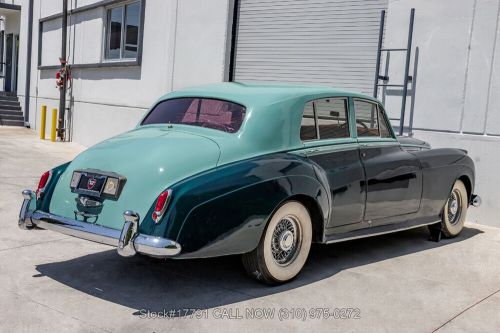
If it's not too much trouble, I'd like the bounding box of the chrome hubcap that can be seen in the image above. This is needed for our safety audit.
[449,200,458,215]
[447,189,462,225]
[271,216,301,266]
[279,230,294,251]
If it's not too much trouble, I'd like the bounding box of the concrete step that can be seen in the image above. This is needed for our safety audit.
[0,95,19,102]
[0,100,20,107]
[0,105,21,111]
[0,119,24,127]
[0,114,24,121]
[0,110,23,116]
[0,91,17,96]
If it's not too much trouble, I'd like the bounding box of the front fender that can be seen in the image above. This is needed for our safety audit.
[144,153,328,258]
[412,148,475,216]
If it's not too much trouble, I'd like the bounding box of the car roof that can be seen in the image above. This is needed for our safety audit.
[158,82,380,108]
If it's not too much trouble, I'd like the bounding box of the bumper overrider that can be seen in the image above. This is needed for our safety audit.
[18,190,181,258]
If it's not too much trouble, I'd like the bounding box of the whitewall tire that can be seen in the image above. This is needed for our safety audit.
[440,180,468,238]
[242,201,312,284]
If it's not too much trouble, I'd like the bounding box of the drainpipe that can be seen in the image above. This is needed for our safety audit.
[23,0,34,127]
[58,0,68,140]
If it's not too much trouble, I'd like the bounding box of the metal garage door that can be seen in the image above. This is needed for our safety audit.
[233,0,387,94]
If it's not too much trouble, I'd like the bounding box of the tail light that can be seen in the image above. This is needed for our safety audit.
[36,170,52,199]
[152,189,172,223]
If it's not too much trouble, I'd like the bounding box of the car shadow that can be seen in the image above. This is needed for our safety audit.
[35,226,483,316]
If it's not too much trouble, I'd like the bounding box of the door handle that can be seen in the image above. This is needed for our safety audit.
[307,148,320,154]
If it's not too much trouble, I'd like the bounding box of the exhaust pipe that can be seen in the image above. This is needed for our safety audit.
[471,194,481,207]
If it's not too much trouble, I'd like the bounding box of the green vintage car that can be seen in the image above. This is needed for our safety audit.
[19,82,480,284]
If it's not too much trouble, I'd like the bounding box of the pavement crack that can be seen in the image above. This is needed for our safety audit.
[431,288,500,332]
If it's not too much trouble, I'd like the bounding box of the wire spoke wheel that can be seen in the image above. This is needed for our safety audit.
[437,179,468,238]
[446,189,462,225]
[242,201,312,284]
[271,216,302,266]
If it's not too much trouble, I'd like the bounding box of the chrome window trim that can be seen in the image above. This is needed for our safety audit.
[326,220,441,244]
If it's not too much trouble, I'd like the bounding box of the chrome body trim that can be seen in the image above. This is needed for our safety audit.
[325,220,441,244]
[19,190,35,230]
[118,211,139,257]
[19,190,181,258]
[153,189,172,224]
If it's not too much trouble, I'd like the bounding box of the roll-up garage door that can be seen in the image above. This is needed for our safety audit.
[233,0,388,94]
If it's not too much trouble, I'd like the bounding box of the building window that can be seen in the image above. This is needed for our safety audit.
[105,1,141,60]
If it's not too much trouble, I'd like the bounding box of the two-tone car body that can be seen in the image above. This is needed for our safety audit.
[19,82,480,284]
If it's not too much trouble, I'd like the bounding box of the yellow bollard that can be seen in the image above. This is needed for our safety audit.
[50,108,57,142]
[40,105,47,140]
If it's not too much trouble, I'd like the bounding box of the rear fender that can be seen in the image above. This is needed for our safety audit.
[37,162,71,212]
[144,153,329,258]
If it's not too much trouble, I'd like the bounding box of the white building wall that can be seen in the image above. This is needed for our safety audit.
[384,0,500,225]
[16,0,231,147]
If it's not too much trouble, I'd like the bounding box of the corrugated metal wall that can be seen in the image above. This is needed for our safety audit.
[233,0,388,94]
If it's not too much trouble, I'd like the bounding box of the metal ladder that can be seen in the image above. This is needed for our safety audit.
[373,8,415,136]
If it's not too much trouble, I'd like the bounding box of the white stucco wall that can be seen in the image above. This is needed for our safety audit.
[16,0,231,147]
[383,0,500,135]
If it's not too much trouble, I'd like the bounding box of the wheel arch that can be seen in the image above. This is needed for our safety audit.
[458,175,472,203]
[287,194,325,243]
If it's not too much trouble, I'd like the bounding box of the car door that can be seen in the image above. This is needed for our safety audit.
[353,99,422,222]
[300,97,366,228]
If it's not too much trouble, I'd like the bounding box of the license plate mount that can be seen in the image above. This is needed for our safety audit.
[75,173,107,197]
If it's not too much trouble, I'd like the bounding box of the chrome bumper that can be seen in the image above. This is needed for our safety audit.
[18,190,181,258]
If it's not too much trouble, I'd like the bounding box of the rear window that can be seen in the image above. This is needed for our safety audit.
[141,98,246,133]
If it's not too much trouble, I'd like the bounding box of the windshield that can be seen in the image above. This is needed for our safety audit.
[141,98,246,133]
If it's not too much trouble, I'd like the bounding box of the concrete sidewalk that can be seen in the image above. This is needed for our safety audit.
[1,126,499,333]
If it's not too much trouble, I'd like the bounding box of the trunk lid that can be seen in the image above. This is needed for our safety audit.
[49,127,220,230]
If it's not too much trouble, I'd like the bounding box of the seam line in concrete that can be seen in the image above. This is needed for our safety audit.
[0,237,71,253]
[3,288,113,333]
[431,288,500,333]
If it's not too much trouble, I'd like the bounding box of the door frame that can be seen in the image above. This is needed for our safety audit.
[4,33,19,93]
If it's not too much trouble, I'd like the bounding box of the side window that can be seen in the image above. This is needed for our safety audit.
[300,101,318,140]
[377,107,393,138]
[300,98,349,141]
[354,99,380,137]
[315,98,349,139]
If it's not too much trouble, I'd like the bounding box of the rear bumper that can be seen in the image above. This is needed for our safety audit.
[18,190,181,258]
